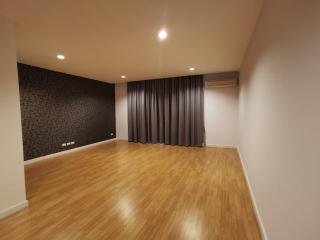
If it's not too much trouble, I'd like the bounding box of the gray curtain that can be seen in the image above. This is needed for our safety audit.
[127,75,204,147]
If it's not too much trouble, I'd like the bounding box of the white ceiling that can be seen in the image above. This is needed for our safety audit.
[0,0,263,83]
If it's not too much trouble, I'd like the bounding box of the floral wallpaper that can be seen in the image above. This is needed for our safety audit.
[18,63,116,160]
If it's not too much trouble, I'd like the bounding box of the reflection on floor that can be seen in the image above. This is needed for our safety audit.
[0,141,261,240]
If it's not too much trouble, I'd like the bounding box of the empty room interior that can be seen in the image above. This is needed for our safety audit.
[0,0,319,239]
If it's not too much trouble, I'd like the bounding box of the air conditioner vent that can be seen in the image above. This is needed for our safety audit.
[205,79,238,88]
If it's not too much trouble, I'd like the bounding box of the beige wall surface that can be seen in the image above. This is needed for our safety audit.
[239,1,320,239]
[204,87,238,147]
[0,16,27,213]
[115,83,128,140]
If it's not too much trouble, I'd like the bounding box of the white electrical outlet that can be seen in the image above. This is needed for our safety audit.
[62,143,67,147]
[71,141,75,145]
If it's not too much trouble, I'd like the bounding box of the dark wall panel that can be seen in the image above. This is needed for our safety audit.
[18,63,116,160]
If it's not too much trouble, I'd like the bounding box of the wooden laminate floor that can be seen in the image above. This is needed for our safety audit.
[0,141,261,240]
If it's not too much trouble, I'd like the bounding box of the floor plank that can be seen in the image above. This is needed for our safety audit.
[0,141,261,240]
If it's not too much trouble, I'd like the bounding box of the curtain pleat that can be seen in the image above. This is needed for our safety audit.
[127,75,204,147]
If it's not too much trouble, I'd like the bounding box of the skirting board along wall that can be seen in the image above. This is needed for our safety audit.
[237,148,268,240]
[0,200,28,220]
[206,144,236,149]
[18,63,116,160]
[24,138,117,165]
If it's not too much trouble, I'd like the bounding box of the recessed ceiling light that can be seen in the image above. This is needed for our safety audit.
[189,67,195,71]
[121,75,126,79]
[57,54,65,60]
[158,29,168,40]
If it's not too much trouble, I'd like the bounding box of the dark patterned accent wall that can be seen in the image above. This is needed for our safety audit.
[18,63,116,160]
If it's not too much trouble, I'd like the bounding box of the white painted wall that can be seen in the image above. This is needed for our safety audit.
[115,83,128,140]
[0,16,27,218]
[239,1,320,239]
[204,87,238,147]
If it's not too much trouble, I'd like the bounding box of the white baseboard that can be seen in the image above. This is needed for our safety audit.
[0,200,28,220]
[24,138,117,165]
[237,147,268,240]
[116,138,128,141]
[206,144,236,149]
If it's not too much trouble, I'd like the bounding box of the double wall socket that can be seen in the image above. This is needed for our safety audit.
[62,141,75,147]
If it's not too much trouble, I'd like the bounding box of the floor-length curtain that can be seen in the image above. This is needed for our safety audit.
[127,75,204,147]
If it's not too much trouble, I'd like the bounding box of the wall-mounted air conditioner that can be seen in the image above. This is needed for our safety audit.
[204,71,239,88]
[205,79,238,88]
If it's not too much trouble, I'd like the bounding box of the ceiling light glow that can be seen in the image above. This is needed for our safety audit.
[158,29,168,40]
[121,75,126,79]
[189,67,195,71]
[57,54,65,60]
